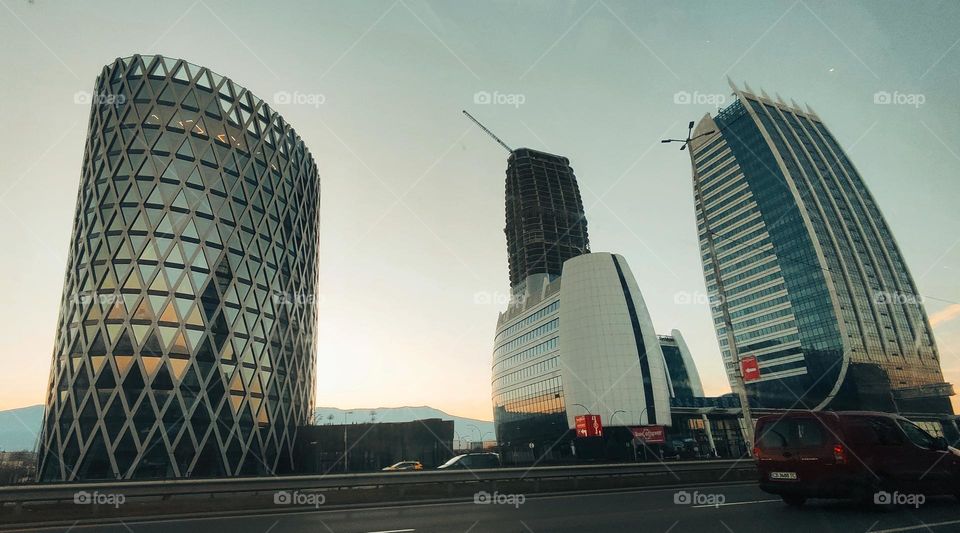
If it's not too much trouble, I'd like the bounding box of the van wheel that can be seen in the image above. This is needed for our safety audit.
[782,495,806,506]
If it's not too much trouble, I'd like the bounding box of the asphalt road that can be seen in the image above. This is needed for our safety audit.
[10,483,960,533]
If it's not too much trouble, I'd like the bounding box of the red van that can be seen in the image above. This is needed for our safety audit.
[753,411,960,506]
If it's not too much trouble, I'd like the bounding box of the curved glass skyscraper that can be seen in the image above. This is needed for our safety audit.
[38,55,320,481]
[689,83,951,414]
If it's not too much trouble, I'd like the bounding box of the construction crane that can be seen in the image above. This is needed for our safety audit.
[462,110,513,154]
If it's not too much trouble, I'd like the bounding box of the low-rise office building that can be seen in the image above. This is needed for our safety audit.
[294,419,454,473]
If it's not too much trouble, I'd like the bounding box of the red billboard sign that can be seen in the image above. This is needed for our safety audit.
[574,414,603,437]
[630,425,666,443]
[740,355,760,382]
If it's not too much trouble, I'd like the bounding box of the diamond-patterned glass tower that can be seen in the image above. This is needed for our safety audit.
[38,55,320,481]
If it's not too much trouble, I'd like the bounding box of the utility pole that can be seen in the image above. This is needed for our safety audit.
[342,410,353,472]
[662,122,756,453]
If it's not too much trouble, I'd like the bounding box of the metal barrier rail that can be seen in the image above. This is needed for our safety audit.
[0,459,756,505]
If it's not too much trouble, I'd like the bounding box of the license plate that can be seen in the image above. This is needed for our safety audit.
[770,471,798,480]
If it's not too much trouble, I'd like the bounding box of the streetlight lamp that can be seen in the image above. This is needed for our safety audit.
[571,403,592,415]
[662,121,755,452]
[467,424,483,449]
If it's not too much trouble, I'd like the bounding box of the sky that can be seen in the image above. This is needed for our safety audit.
[0,0,958,420]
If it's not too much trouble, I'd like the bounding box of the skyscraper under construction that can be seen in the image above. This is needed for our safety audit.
[504,148,589,295]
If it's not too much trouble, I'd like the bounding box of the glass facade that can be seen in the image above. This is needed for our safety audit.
[492,292,568,459]
[659,336,695,399]
[690,88,950,412]
[38,55,320,481]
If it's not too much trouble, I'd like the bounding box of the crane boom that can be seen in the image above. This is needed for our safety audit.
[461,110,513,153]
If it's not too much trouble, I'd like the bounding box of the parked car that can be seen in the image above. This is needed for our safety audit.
[436,452,500,470]
[663,438,701,460]
[381,461,423,471]
[754,410,960,506]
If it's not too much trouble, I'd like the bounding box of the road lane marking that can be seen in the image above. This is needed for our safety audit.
[692,499,779,508]
[871,520,960,533]
[365,530,415,533]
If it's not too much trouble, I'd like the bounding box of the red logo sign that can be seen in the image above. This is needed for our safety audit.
[574,415,603,437]
[630,425,666,443]
[741,355,760,382]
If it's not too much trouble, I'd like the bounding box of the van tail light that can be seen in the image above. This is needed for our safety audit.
[833,443,847,465]
[752,446,761,459]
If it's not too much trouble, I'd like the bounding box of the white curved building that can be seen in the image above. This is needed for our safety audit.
[658,329,705,400]
[491,252,675,460]
[558,253,671,428]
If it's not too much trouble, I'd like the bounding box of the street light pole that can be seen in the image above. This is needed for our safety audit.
[467,424,480,439]
[634,407,650,462]
[571,403,592,415]
[611,410,634,462]
[610,410,627,425]
[662,122,756,453]
[343,410,353,472]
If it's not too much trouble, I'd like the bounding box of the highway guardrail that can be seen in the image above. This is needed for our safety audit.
[0,459,758,528]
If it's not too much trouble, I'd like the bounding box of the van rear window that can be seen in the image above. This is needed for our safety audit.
[757,418,825,449]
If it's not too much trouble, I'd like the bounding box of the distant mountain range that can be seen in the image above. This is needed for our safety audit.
[0,404,493,452]
[0,405,44,452]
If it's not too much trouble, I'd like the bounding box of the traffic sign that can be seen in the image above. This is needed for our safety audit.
[574,414,603,437]
[741,355,760,382]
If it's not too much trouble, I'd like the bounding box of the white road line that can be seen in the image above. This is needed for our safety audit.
[365,530,415,533]
[870,520,960,533]
[692,499,780,508]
